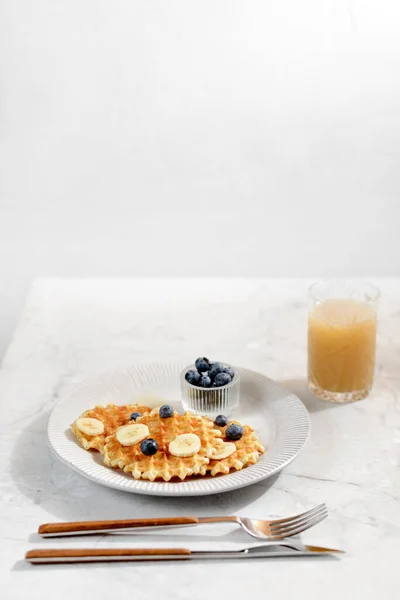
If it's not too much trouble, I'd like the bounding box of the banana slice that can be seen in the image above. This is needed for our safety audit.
[149,406,166,416]
[76,417,104,436]
[211,441,237,460]
[116,424,150,447]
[169,433,201,457]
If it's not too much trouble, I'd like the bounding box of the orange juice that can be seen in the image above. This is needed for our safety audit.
[308,299,377,394]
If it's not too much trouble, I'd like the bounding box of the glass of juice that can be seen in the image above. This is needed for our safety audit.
[308,280,380,403]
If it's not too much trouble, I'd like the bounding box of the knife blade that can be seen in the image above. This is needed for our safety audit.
[192,543,343,559]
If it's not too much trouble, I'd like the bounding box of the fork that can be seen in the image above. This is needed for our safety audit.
[38,504,327,541]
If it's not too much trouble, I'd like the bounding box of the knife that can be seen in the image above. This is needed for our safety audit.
[26,543,343,564]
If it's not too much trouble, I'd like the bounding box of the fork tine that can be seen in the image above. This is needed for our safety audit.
[269,503,327,529]
[280,510,328,538]
[270,507,327,538]
[269,504,327,534]
[270,510,328,540]
[270,510,328,538]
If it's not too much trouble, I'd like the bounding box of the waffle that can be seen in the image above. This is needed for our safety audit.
[208,421,265,476]
[72,404,150,453]
[103,410,223,481]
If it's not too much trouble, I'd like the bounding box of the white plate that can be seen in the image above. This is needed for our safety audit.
[48,360,310,496]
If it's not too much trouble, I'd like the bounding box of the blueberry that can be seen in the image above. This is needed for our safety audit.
[208,362,225,380]
[185,370,201,385]
[215,415,228,427]
[214,372,232,387]
[199,375,212,388]
[225,423,244,441]
[129,412,142,421]
[223,365,235,378]
[159,405,174,418]
[140,438,159,456]
[195,357,211,373]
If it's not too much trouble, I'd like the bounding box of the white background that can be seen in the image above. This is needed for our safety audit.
[1,0,400,358]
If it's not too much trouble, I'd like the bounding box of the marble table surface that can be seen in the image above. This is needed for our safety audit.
[1,278,399,599]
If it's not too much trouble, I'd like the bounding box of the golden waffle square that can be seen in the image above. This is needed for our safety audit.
[103,410,223,481]
[72,404,150,453]
[208,421,265,476]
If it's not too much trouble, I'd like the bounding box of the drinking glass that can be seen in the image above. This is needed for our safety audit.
[308,280,380,403]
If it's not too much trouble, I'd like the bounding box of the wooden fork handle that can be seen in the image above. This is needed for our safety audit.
[38,517,200,537]
[26,548,191,564]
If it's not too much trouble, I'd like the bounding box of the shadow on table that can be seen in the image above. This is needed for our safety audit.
[277,377,339,413]
[10,410,279,526]
[13,552,340,572]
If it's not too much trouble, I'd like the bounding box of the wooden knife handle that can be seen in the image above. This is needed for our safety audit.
[26,548,191,564]
[38,517,199,536]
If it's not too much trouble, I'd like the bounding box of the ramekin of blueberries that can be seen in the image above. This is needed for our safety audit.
[181,357,240,418]
[185,357,236,388]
